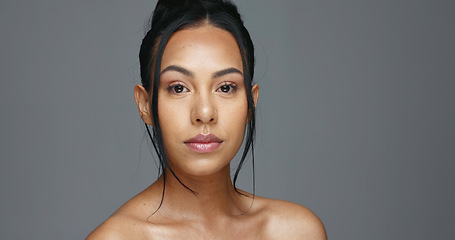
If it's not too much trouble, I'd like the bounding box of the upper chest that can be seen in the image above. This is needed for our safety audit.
[136,215,271,240]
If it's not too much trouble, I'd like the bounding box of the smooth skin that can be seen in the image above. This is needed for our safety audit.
[87,25,326,240]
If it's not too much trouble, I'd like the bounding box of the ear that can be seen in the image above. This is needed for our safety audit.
[252,84,259,107]
[134,84,153,125]
[247,84,259,122]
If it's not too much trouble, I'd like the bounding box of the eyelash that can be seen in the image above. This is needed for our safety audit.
[166,82,238,94]
[167,82,189,94]
[216,82,238,94]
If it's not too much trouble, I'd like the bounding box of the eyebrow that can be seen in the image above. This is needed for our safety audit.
[212,67,243,78]
[160,65,243,78]
[161,65,194,77]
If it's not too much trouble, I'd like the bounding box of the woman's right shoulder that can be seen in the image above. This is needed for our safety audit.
[85,213,139,240]
[86,185,162,240]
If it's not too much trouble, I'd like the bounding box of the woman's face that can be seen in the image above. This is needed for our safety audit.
[156,25,258,177]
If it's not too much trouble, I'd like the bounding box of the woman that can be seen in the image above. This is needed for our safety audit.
[87,0,326,239]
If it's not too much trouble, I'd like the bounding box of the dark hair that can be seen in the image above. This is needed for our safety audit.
[139,0,256,205]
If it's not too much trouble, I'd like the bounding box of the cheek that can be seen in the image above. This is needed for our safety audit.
[220,99,249,137]
[157,100,189,140]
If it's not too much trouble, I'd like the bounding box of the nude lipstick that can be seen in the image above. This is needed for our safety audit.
[184,133,223,153]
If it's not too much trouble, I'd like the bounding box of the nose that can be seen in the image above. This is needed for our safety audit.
[191,92,217,125]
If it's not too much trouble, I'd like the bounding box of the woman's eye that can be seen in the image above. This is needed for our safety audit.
[168,84,189,94]
[217,83,237,93]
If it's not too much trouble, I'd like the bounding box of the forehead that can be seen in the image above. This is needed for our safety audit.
[161,25,243,72]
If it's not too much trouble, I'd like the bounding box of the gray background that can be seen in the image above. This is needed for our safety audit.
[1,0,454,239]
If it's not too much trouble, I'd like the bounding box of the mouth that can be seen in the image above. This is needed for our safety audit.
[184,133,223,153]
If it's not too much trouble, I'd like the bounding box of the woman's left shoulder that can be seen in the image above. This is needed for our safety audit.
[253,197,327,240]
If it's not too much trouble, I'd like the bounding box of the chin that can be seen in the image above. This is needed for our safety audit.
[175,158,230,177]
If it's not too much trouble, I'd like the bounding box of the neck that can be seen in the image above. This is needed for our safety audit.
[153,166,250,221]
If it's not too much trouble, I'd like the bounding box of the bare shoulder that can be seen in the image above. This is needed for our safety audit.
[85,212,134,239]
[255,197,327,240]
[86,186,160,240]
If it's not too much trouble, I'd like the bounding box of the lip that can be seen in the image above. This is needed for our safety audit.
[184,133,223,153]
